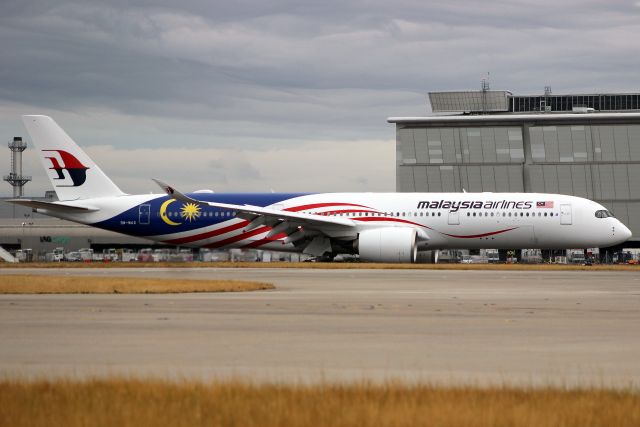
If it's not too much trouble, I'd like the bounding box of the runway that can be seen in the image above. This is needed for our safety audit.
[1,267,639,387]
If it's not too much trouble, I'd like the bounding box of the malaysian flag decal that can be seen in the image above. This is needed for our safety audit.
[537,201,554,208]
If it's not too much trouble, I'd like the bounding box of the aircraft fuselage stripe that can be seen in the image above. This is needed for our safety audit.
[165,220,249,245]
[204,226,271,249]
[442,227,518,239]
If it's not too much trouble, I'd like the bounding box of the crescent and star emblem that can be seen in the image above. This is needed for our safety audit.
[160,199,181,226]
[160,200,202,226]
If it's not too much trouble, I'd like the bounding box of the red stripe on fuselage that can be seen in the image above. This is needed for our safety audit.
[284,202,372,212]
[165,220,249,245]
[204,226,271,249]
[442,227,518,239]
[161,202,372,244]
[243,232,288,248]
[354,217,518,239]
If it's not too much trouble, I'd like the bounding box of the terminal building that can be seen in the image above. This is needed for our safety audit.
[389,89,640,249]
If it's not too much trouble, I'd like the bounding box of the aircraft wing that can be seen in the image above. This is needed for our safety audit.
[152,179,356,242]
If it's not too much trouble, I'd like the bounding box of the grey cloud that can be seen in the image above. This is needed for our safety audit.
[3,1,639,114]
[1,0,639,195]
[208,154,263,184]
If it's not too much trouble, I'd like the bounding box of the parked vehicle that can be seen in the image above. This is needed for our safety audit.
[121,249,137,262]
[78,248,94,262]
[137,248,154,262]
[45,247,65,262]
[64,251,82,262]
[14,249,33,262]
[152,248,170,262]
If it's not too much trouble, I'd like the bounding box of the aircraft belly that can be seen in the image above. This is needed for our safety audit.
[433,223,536,249]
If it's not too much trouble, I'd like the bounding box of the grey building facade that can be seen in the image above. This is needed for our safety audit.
[389,111,640,246]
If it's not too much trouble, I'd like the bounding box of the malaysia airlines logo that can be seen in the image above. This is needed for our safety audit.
[537,201,554,208]
[42,150,90,187]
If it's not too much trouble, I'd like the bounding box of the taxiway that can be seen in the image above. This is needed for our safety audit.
[1,268,639,387]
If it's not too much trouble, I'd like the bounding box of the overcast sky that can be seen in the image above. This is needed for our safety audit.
[1,0,639,196]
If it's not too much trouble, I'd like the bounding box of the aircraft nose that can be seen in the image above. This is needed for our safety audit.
[619,222,632,241]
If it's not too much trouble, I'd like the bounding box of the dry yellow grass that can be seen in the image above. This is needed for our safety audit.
[1,261,639,271]
[0,378,638,427]
[0,275,273,294]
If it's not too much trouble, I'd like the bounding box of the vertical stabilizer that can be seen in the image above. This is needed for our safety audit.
[22,115,125,201]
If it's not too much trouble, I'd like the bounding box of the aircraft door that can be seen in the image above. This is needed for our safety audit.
[139,204,150,225]
[560,204,572,225]
[448,210,460,225]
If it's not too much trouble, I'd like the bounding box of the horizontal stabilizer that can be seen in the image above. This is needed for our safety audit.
[6,199,99,213]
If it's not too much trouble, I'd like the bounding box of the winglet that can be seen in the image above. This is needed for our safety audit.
[152,179,202,205]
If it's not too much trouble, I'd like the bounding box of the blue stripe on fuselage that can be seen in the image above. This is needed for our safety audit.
[92,193,310,237]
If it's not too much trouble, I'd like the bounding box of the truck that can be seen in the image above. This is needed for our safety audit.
[45,247,65,262]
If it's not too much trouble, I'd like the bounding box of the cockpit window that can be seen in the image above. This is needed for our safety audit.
[595,210,614,218]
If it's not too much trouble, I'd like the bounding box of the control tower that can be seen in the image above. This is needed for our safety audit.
[3,137,31,198]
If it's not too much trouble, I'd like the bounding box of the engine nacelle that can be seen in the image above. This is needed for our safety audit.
[358,227,418,263]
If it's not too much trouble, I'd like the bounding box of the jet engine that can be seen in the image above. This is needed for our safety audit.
[358,227,417,263]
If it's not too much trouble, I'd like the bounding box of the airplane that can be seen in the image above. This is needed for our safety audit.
[7,115,632,263]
